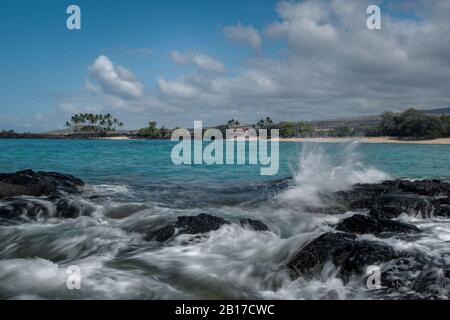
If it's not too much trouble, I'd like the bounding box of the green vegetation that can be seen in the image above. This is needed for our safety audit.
[256,117,274,129]
[380,109,450,139]
[57,109,449,140]
[137,121,172,139]
[227,119,240,127]
[65,113,123,134]
[278,121,316,138]
[215,119,241,136]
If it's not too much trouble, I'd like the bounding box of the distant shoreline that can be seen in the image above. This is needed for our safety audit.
[274,137,450,145]
[96,136,450,145]
[1,135,450,145]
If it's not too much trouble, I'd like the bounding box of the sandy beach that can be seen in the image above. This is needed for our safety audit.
[274,137,450,145]
[97,136,134,141]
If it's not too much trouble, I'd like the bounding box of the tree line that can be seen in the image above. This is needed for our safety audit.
[65,113,123,134]
[59,109,450,140]
[379,108,450,139]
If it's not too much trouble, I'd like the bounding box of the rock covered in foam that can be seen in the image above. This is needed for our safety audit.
[0,170,92,222]
[0,196,95,222]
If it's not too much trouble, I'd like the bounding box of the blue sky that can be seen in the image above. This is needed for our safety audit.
[1,0,449,132]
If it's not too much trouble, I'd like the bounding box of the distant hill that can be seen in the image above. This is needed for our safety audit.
[424,107,450,115]
[307,115,381,130]
[305,107,450,130]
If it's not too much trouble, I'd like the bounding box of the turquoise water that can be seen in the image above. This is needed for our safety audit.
[1,139,449,183]
[1,138,450,299]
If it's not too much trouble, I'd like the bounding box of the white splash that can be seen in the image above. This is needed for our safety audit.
[278,142,390,207]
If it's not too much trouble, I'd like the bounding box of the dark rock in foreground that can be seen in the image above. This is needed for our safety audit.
[0,169,84,199]
[146,213,269,242]
[287,232,404,281]
[374,194,436,218]
[0,198,51,221]
[334,179,450,218]
[147,213,229,242]
[336,214,421,235]
[0,196,95,222]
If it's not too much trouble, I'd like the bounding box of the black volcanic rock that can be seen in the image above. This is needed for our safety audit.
[336,214,421,235]
[175,214,229,234]
[332,179,450,218]
[146,214,269,242]
[396,180,450,196]
[287,232,402,281]
[0,198,51,221]
[146,213,230,242]
[0,196,94,222]
[436,204,450,217]
[0,169,84,199]
[379,255,450,299]
[411,267,450,298]
[374,194,436,218]
[53,198,95,219]
[150,225,177,242]
[334,182,398,210]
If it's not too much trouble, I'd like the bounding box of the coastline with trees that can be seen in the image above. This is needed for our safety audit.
[1,108,450,143]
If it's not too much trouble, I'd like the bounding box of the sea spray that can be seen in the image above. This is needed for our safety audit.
[277,142,390,208]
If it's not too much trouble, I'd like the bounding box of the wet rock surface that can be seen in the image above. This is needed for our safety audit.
[287,232,404,281]
[335,179,450,217]
[336,214,421,235]
[0,169,84,199]
[0,196,95,222]
[0,170,89,222]
[146,213,269,242]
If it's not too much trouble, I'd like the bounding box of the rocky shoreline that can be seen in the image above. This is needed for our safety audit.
[1,169,450,299]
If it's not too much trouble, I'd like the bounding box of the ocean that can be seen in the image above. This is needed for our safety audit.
[0,139,449,299]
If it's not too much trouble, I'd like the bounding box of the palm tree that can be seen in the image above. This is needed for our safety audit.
[65,113,124,134]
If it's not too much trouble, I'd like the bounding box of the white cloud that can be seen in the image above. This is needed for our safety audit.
[157,78,200,99]
[88,55,144,100]
[170,51,225,73]
[223,23,262,51]
[84,79,102,93]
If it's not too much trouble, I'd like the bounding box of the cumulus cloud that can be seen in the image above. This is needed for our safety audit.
[88,55,144,100]
[223,23,262,51]
[170,51,225,73]
[157,77,200,99]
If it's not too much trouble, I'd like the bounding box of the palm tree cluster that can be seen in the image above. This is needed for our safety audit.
[65,113,123,133]
[227,119,240,127]
[256,117,274,128]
